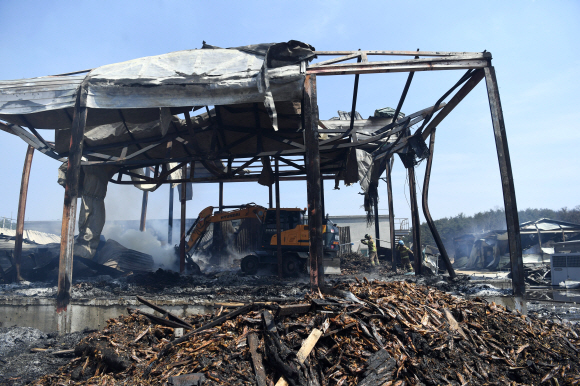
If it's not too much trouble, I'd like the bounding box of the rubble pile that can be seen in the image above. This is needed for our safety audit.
[36,280,580,385]
[340,252,393,275]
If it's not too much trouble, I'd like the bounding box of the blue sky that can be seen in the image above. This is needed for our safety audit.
[0,0,579,226]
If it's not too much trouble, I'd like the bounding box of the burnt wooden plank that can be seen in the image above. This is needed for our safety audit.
[248,333,267,386]
[277,303,312,317]
[136,296,193,328]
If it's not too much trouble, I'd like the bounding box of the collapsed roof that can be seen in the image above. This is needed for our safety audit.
[0,41,448,189]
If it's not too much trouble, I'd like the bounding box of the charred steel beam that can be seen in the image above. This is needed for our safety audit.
[373,192,380,251]
[275,158,282,278]
[306,56,488,76]
[231,157,259,176]
[421,129,456,279]
[386,157,395,269]
[484,65,524,296]
[14,144,34,282]
[313,50,487,58]
[303,74,324,289]
[139,167,150,232]
[347,54,362,141]
[57,82,88,312]
[421,69,485,141]
[219,182,224,212]
[407,165,422,275]
[277,156,305,172]
[416,69,474,136]
[118,110,152,160]
[391,68,415,126]
[269,182,273,209]
[168,185,174,244]
[180,165,187,273]
[320,177,326,219]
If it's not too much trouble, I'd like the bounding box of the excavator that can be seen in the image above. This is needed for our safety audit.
[184,203,341,276]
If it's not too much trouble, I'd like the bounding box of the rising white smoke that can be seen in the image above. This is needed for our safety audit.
[101,223,179,271]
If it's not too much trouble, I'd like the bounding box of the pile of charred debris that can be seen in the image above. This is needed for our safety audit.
[33,280,580,386]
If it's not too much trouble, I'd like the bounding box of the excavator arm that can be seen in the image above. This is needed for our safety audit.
[185,204,268,253]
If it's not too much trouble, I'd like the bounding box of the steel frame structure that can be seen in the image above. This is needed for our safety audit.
[1,49,525,318]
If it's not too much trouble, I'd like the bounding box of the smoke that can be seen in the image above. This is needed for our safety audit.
[101,223,179,271]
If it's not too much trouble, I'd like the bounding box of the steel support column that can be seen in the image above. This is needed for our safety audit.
[303,74,324,289]
[408,166,422,274]
[373,193,380,251]
[57,84,88,314]
[168,185,174,244]
[421,129,456,278]
[14,144,34,282]
[484,66,524,296]
[219,182,224,212]
[275,158,282,278]
[179,165,187,273]
[386,157,395,268]
[139,168,150,232]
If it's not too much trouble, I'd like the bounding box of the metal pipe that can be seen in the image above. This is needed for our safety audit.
[180,165,187,273]
[303,74,324,289]
[168,185,174,244]
[14,144,34,282]
[386,157,396,268]
[484,66,524,296]
[275,158,282,278]
[346,55,362,140]
[408,166,422,275]
[421,129,456,278]
[139,168,150,232]
[269,182,273,209]
[219,182,224,212]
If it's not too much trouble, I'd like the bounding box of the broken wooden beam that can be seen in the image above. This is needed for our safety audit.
[248,332,267,386]
[275,328,322,386]
[136,296,193,328]
[277,303,312,317]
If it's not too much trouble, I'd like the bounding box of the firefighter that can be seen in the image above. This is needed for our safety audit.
[397,240,414,272]
[361,234,379,266]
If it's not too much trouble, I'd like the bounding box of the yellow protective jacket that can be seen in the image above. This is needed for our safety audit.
[398,245,412,258]
[362,238,376,252]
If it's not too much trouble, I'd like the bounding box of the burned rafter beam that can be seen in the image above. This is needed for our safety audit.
[115,161,187,186]
[421,69,485,140]
[18,115,55,154]
[118,110,153,160]
[307,55,489,76]
[415,69,475,136]
[4,123,66,162]
[231,157,259,176]
[320,103,443,148]
[313,50,487,58]
[109,167,344,185]
[184,111,226,178]
[261,131,305,150]
[374,70,483,160]
[276,156,305,172]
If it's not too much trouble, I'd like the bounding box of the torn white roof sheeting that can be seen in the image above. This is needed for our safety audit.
[0,41,314,119]
[520,218,580,231]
